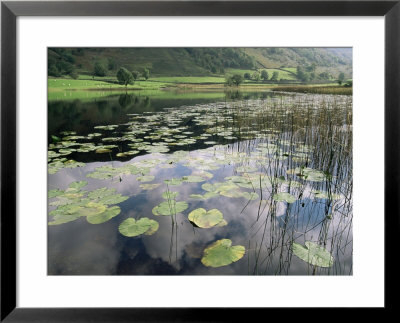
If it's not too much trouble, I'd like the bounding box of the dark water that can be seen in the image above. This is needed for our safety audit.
[48,90,353,275]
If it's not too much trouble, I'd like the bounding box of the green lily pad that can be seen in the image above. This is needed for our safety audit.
[162,191,179,200]
[273,192,297,203]
[48,212,81,226]
[182,175,206,183]
[137,175,155,182]
[68,181,88,190]
[189,192,219,200]
[78,202,107,217]
[48,186,129,226]
[152,201,188,216]
[202,181,238,193]
[139,183,161,190]
[164,178,183,186]
[292,241,334,268]
[312,190,342,200]
[119,217,159,237]
[201,239,245,268]
[95,148,112,154]
[286,167,328,182]
[48,189,63,198]
[188,208,226,228]
[96,193,129,205]
[87,206,121,224]
[220,189,245,198]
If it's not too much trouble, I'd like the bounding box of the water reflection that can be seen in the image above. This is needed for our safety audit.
[48,91,352,275]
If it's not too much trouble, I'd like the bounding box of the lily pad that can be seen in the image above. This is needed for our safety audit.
[286,167,328,182]
[292,241,334,268]
[162,191,179,200]
[68,181,88,190]
[312,190,342,200]
[87,206,121,224]
[188,208,226,228]
[118,217,159,237]
[201,239,245,268]
[48,186,129,225]
[137,175,155,182]
[273,192,297,203]
[139,183,161,190]
[189,192,219,200]
[164,178,183,186]
[182,175,206,183]
[95,148,112,154]
[152,200,188,216]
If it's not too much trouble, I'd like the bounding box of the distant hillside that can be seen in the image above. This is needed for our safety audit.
[48,47,352,81]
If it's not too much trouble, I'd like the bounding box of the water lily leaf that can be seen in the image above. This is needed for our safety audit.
[241,192,259,200]
[137,175,155,182]
[236,165,258,173]
[162,191,179,200]
[152,201,188,216]
[312,190,342,200]
[48,212,81,226]
[78,202,107,217]
[220,189,245,198]
[87,187,116,200]
[273,192,297,203]
[87,206,121,224]
[201,239,245,268]
[189,192,219,200]
[286,167,328,182]
[95,148,112,154]
[188,208,226,228]
[139,183,161,190]
[292,241,334,267]
[64,160,86,169]
[164,178,183,186]
[202,182,238,193]
[182,175,206,183]
[68,181,88,190]
[48,189,63,198]
[119,217,159,237]
[144,219,159,235]
[96,194,129,205]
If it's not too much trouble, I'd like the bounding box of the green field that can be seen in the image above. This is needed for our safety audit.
[48,78,171,91]
[149,76,226,84]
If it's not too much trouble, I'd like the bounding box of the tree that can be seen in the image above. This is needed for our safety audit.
[108,58,116,71]
[244,72,251,80]
[225,74,243,87]
[142,68,150,80]
[252,71,260,81]
[271,71,279,82]
[131,70,140,81]
[94,62,107,77]
[231,74,243,86]
[225,75,235,87]
[117,67,134,87]
[338,72,345,85]
[260,70,269,81]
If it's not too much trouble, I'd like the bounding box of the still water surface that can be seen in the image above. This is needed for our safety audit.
[48,90,352,275]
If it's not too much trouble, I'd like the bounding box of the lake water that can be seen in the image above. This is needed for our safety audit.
[48,90,353,275]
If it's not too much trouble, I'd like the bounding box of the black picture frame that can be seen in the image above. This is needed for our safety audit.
[1,0,398,321]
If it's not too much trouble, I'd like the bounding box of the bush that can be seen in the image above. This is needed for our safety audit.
[225,74,243,86]
[117,67,134,87]
[94,62,107,77]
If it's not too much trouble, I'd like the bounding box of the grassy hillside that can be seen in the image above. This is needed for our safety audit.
[48,47,352,84]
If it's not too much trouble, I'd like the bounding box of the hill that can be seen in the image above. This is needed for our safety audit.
[48,47,352,81]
